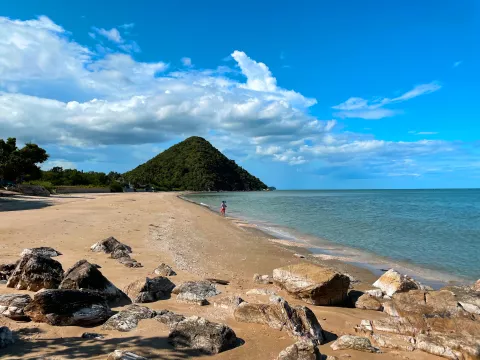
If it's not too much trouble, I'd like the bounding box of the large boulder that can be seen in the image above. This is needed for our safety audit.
[277,339,322,360]
[354,294,383,311]
[372,269,428,297]
[172,280,220,305]
[107,350,148,360]
[59,260,130,306]
[234,296,325,344]
[124,277,175,303]
[91,236,132,254]
[330,335,380,353]
[154,263,176,276]
[0,326,14,349]
[6,254,64,291]
[168,316,238,354]
[103,305,156,332]
[20,247,62,258]
[17,184,50,197]
[273,263,350,306]
[24,289,110,326]
[0,294,32,320]
[0,262,17,281]
[441,285,480,316]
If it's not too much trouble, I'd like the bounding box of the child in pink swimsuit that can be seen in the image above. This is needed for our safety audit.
[220,201,227,216]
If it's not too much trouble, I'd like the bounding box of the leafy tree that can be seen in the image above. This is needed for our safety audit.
[0,138,49,183]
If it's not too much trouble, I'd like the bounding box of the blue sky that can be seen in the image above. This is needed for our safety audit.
[0,0,479,189]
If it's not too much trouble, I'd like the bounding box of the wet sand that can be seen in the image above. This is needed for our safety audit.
[0,192,442,359]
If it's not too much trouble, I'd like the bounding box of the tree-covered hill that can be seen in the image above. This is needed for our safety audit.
[124,137,267,191]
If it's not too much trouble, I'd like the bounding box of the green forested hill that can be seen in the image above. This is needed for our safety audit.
[124,137,267,191]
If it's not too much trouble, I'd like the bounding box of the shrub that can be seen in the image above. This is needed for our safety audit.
[110,182,123,193]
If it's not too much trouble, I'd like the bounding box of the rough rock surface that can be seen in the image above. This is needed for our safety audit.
[0,326,14,349]
[354,294,383,311]
[24,289,110,326]
[0,294,32,320]
[441,285,480,316]
[117,255,143,268]
[90,236,132,254]
[17,184,50,197]
[154,263,176,276]
[372,269,427,297]
[246,288,277,296]
[253,273,273,284]
[330,335,380,353]
[176,292,209,306]
[277,339,322,360]
[20,247,62,258]
[365,289,384,298]
[107,350,148,360]
[0,262,17,281]
[172,280,219,305]
[474,279,480,292]
[213,295,244,310]
[273,263,350,306]
[81,332,104,340]
[234,296,325,344]
[168,316,237,354]
[111,249,132,260]
[103,305,156,332]
[6,254,64,291]
[124,277,175,303]
[59,260,130,306]
[155,310,186,328]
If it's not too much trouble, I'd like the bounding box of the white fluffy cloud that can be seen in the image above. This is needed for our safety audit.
[0,16,470,179]
[181,57,192,67]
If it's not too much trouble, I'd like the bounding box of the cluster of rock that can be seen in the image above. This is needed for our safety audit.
[91,236,143,268]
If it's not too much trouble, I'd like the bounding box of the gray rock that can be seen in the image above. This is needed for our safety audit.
[155,310,186,328]
[0,293,32,320]
[124,277,175,303]
[253,273,273,284]
[154,263,176,276]
[168,316,237,354]
[111,248,132,260]
[0,262,15,281]
[24,289,110,326]
[103,305,156,332]
[213,295,244,310]
[330,335,380,353]
[172,280,220,305]
[246,288,277,296]
[117,256,143,268]
[81,332,104,340]
[90,236,132,254]
[0,326,14,349]
[59,260,130,306]
[20,247,62,258]
[107,350,148,360]
[6,254,64,291]
[176,292,209,306]
[17,184,50,197]
[277,339,322,360]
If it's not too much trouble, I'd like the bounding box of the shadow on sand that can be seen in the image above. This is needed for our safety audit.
[0,197,53,212]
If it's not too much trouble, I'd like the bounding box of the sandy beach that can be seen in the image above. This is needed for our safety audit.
[0,192,443,359]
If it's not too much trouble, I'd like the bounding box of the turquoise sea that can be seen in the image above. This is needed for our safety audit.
[185,189,480,284]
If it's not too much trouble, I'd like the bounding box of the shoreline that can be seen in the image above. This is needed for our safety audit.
[180,193,468,288]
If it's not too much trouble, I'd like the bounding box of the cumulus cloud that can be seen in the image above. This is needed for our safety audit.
[94,27,123,43]
[333,82,441,119]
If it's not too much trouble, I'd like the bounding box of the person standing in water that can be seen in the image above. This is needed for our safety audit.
[220,201,227,216]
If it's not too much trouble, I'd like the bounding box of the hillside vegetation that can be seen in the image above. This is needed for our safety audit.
[124,136,267,191]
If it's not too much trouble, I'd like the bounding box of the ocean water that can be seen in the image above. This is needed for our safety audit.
[185,190,480,283]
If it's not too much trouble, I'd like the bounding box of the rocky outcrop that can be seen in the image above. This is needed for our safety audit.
[372,269,429,297]
[91,236,132,254]
[213,295,244,310]
[20,247,62,258]
[6,254,64,291]
[168,316,238,354]
[172,280,220,305]
[155,310,186,328]
[234,296,325,344]
[154,263,176,276]
[273,263,350,306]
[441,285,480,317]
[354,294,383,311]
[0,326,14,349]
[330,335,380,353]
[103,305,156,332]
[24,289,110,326]
[59,260,130,306]
[253,273,273,284]
[124,277,175,303]
[107,350,148,360]
[277,339,322,360]
[0,262,17,281]
[17,184,50,197]
[0,294,32,320]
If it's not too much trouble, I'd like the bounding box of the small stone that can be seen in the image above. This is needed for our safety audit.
[277,339,321,360]
[0,293,32,320]
[294,254,305,258]
[90,236,132,254]
[0,326,14,349]
[103,305,156,332]
[330,335,380,353]
[253,273,273,284]
[154,263,176,276]
[205,278,229,285]
[246,288,277,296]
[213,295,244,310]
[81,332,104,340]
[107,350,148,360]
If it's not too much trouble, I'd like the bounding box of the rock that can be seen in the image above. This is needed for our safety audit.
[155,310,186,328]
[168,316,237,354]
[294,254,306,259]
[102,305,155,332]
[371,333,416,352]
[81,332,104,340]
[117,256,143,268]
[213,295,244,310]
[273,263,350,306]
[0,262,17,281]
[0,294,32,320]
[124,277,175,303]
[372,269,426,297]
[17,184,50,197]
[24,289,110,326]
[154,263,176,276]
[330,335,380,353]
[176,292,209,306]
[90,236,132,254]
[416,333,480,360]
[0,326,14,349]
[172,280,220,304]
[20,247,62,258]
[365,289,384,298]
[246,288,277,296]
[354,294,383,311]
[59,260,130,306]
[441,285,480,316]
[234,296,325,344]
[253,273,273,284]
[107,350,148,360]
[205,278,229,285]
[6,254,64,291]
[111,248,132,260]
[325,357,338,360]
[473,279,480,292]
[277,339,321,360]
